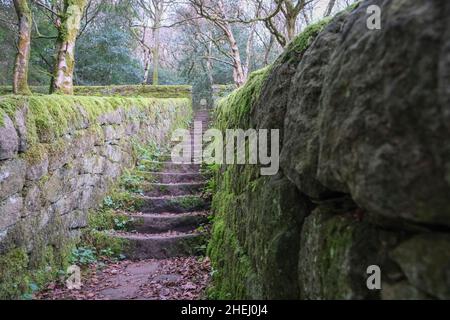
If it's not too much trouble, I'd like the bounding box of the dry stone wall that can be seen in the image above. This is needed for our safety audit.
[208,0,450,300]
[0,95,191,267]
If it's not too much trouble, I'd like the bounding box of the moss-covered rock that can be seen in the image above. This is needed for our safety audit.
[298,208,384,300]
[390,234,450,299]
[208,0,450,300]
[0,247,29,299]
[0,159,26,201]
[0,113,19,160]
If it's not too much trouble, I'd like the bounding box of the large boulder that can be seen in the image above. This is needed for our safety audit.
[277,0,450,226]
[280,12,349,199]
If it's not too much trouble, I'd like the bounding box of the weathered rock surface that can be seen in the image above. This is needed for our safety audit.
[280,13,347,199]
[390,234,450,299]
[209,0,450,300]
[316,0,450,226]
[298,208,386,300]
[278,0,450,227]
[0,159,26,201]
[0,115,19,160]
[0,195,24,230]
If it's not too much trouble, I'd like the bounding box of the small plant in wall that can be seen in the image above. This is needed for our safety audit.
[70,247,98,266]
[119,170,145,195]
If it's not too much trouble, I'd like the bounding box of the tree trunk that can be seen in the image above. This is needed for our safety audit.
[12,0,32,95]
[244,24,256,77]
[51,0,87,95]
[206,40,214,87]
[229,31,246,87]
[152,2,163,86]
[219,21,246,87]
[263,34,274,66]
[216,0,246,87]
[324,0,337,17]
[286,15,296,43]
[143,49,151,84]
[152,28,160,85]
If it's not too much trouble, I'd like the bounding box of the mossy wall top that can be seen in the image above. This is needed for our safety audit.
[0,85,193,99]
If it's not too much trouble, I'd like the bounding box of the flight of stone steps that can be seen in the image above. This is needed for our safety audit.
[114,109,212,261]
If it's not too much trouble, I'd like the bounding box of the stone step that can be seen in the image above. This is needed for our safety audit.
[142,172,205,184]
[129,212,208,234]
[143,182,205,197]
[157,154,203,163]
[140,161,200,173]
[116,232,207,260]
[176,144,205,149]
[140,195,210,213]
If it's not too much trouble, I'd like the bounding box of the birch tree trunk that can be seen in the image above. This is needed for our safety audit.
[51,0,87,95]
[141,26,151,84]
[143,49,151,84]
[226,26,246,87]
[12,0,32,95]
[206,40,214,87]
[244,23,256,77]
[190,0,247,87]
[151,1,164,86]
[152,26,160,85]
[324,0,336,17]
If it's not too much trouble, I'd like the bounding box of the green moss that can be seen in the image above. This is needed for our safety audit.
[207,218,253,300]
[0,86,49,95]
[0,248,30,300]
[0,243,73,299]
[278,18,332,65]
[73,85,192,99]
[103,191,144,212]
[0,85,193,99]
[215,67,271,131]
[81,230,128,257]
[0,95,191,148]
[88,209,133,232]
[298,209,365,299]
[0,109,5,127]
[0,213,76,299]
[22,144,47,166]
[170,196,205,210]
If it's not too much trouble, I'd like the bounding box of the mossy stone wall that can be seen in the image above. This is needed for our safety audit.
[0,95,192,298]
[208,0,450,300]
